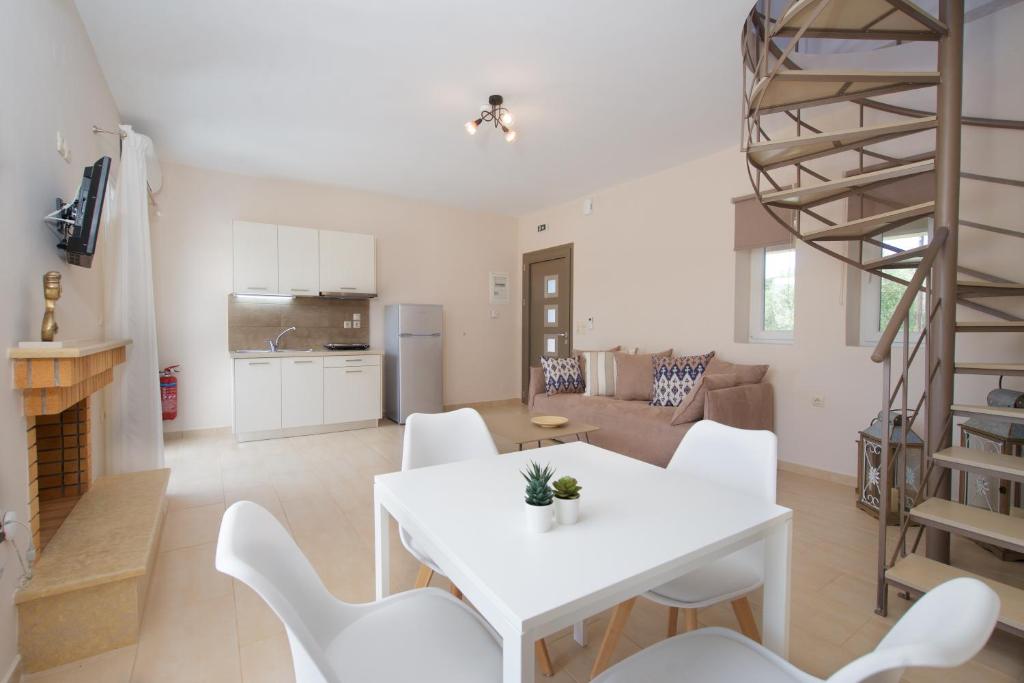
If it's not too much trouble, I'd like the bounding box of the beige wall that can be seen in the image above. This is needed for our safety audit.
[0,1,121,677]
[515,139,1024,477]
[151,163,520,432]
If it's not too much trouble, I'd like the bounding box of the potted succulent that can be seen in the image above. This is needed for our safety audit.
[522,461,555,533]
[552,476,582,525]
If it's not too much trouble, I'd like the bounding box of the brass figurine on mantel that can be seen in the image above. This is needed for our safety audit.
[41,271,61,342]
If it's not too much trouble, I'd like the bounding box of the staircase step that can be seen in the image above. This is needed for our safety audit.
[762,159,935,210]
[955,362,1024,376]
[908,497,1024,554]
[932,447,1024,484]
[750,71,940,115]
[748,117,937,171]
[804,202,935,242]
[862,244,931,271]
[773,0,946,42]
[958,280,1024,298]
[952,404,1024,423]
[886,554,1024,634]
[956,321,1024,333]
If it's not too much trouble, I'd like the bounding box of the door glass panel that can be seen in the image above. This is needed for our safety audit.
[544,305,558,327]
[544,335,558,356]
[544,275,558,298]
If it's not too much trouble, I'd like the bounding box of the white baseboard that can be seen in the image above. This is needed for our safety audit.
[779,460,856,487]
[2,655,22,683]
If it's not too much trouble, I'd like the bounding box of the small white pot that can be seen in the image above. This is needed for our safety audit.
[525,502,553,533]
[555,497,580,525]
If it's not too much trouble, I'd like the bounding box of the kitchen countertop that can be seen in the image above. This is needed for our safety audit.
[229,348,384,359]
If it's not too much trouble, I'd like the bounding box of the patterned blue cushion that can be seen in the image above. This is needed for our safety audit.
[650,352,715,407]
[540,357,585,395]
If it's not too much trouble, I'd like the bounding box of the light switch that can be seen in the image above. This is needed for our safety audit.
[490,310,499,319]
[353,320,361,328]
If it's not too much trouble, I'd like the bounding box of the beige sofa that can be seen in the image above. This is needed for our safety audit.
[527,364,774,468]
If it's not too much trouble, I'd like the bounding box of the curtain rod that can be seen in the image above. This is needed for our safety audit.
[92,125,126,139]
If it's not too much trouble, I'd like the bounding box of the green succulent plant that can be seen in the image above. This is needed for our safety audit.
[552,476,582,500]
[522,461,555,507]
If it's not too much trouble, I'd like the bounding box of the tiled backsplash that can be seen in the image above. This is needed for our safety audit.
[227,295,370,351]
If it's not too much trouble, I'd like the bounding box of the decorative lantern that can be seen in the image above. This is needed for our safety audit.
[957,387,1024,560]
[857,410,925,525]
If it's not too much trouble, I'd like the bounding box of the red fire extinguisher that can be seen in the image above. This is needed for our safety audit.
[160,365,180,421]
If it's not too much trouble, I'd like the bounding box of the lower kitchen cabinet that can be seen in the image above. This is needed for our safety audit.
[324,363,382,424]
[281,357,324,428]
[234,357,282,434]
[233,354,381,441]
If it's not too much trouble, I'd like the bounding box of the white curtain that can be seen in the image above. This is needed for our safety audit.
[104,125,164,473]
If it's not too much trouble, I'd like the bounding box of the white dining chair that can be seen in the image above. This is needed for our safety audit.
[591,420,777,678]
[592,577,999,682]
[216,501,501,683]
[400,408,556,676]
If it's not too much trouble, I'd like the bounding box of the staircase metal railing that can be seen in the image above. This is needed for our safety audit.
[869,227,947,614]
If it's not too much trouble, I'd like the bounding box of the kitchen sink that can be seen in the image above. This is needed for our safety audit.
[234,349,315,353]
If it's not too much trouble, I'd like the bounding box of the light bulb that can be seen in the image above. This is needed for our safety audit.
[465,120,479,135]
[505,129,517,143]
[500,111,514,126]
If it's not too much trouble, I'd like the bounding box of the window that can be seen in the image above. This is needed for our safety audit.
[544,305,558,327]
[749,245,795,342]
[860,223,929,346]
[544,275,558,298]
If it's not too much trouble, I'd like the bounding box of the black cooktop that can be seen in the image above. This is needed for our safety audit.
[323,343,370,351]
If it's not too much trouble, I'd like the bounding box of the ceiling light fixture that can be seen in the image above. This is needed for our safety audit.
[465,94,517,143]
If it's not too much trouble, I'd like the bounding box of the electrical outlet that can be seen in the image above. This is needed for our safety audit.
[586,316,594,330]
[812,396,825,408]
[352,313,361,321]
[490,310,499,319]
[344,321,352,329]
[352,320,361,328]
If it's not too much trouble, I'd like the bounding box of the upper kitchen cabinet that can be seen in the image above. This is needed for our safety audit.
[233,221,279,294]
[319,230,376,296]
[277,225,319,296]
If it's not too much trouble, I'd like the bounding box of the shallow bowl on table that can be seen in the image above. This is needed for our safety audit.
[531,416,569,429]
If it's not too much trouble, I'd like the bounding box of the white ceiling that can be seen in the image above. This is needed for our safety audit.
[75,0,754,215]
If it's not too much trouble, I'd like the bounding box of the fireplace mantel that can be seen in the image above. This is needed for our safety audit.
[8,339,131,416]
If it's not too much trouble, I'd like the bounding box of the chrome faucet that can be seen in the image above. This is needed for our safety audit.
[266,326,296,352]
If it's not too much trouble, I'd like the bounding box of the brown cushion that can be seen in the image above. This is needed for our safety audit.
[613,349,672,401]
[671,373,738,425]
[707,357,769,385]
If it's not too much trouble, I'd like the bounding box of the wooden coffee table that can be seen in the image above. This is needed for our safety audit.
[485,412,599,451]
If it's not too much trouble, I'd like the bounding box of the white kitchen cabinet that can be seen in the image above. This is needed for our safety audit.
[319,230,376,295]
[233,358,282,433]
[325,362,382,424]
[281,356,324,428]
[277,225,320,296]
[233,221,279,294]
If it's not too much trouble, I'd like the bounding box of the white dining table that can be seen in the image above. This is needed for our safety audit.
[373,441,792,683]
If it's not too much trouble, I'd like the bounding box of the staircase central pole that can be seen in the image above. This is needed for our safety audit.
[926,0,964,565]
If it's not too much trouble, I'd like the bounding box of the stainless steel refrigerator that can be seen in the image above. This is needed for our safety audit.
[384,304,443,424]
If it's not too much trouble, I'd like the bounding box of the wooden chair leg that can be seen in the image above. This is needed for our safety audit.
[682,607,699,632]
[589,597,637,680]
[449,582,463,600]
[536,639,554,677]
[731,596,760,642]
[667,606,679,637]
[414,565,433,589]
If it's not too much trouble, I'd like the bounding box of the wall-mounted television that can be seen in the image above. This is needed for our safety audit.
[45,156,111,268]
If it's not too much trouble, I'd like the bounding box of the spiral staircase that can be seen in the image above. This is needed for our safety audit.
[741,0,1024,637]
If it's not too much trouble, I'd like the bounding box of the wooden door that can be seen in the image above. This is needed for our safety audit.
[522,244,573,401]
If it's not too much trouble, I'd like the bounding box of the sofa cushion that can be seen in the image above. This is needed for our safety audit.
[539,357,584,395]
[651,352,715,407]
[576,347,621,397]
[613,349,672,401]
[671,373,738,425]
[707,357,769,385]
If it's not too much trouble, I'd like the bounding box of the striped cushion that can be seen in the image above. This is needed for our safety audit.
[579,350,618,397]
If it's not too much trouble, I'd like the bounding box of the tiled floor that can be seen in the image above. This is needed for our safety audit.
[24,404,1024,682]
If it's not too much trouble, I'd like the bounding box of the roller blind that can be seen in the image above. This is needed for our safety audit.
[733,195,795,251]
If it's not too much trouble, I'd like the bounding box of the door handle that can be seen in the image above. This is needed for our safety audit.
[293,360,315,364]
[344,358,362,362]
[345,369,363,374]
[248,286,268,291]
[337,286,356,290]
[290,288,311,292]
[248,361,271,366]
